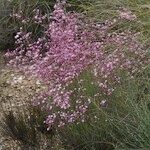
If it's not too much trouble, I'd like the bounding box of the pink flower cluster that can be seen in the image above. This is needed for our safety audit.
[11,7,47,25]
[118,8,137,21]
[5,2,147,128]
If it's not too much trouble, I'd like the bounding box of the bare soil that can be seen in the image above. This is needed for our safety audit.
[0,52,49,150]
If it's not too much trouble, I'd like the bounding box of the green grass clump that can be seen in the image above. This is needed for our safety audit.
[59,66,150,150]
[0,0,55,51]
[80,0,150,44]
[1,104,55,150]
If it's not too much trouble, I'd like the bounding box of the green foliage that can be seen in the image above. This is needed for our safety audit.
[0,0,55,51]
[1,0,150,49]
[59,66,150,150]
[119,0,150,43]
[80,0,150,44]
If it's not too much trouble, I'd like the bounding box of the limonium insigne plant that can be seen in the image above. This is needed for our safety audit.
[5,0,148,129]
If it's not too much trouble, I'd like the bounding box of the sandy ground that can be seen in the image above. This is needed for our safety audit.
[0,52,48,149]
[0,52,66,150]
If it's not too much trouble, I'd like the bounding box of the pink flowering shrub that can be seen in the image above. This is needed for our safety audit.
[5,1,147,129]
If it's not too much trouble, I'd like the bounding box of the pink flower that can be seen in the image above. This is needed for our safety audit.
[119,9,137,21]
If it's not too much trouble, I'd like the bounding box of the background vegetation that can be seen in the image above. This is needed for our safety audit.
[0,0,150,50]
